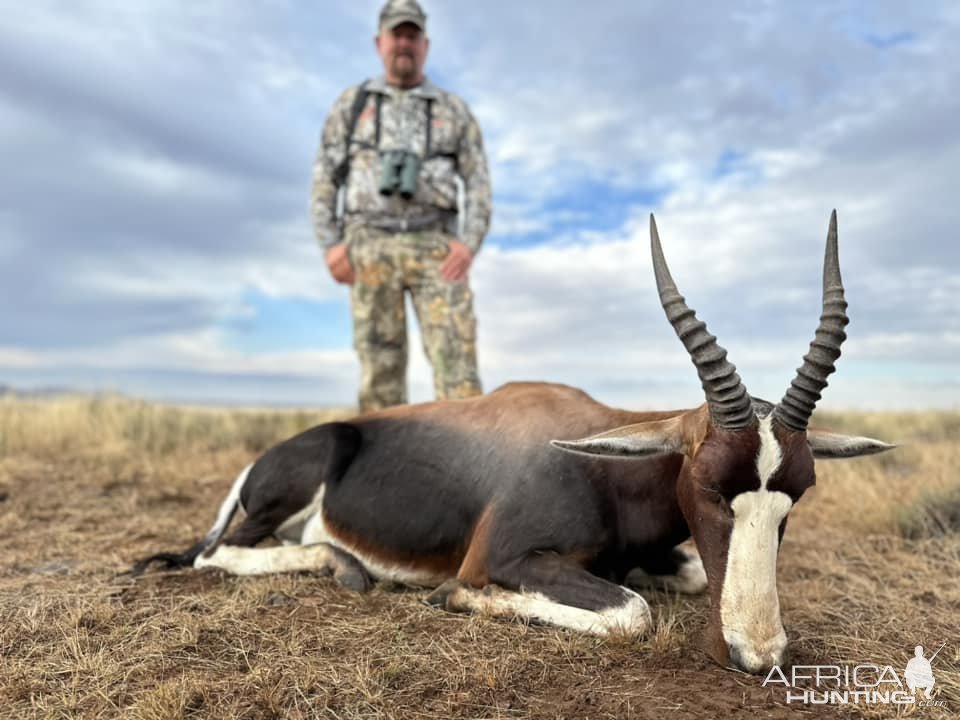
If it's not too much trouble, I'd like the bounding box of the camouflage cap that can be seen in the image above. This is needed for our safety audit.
[379,0,427,32]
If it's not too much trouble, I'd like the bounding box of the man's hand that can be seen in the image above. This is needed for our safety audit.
[440,240,473,283]
[325,242,354,285]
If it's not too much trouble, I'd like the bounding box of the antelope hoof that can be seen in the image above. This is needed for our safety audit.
[425,579,463,609]
[334,565,373,593]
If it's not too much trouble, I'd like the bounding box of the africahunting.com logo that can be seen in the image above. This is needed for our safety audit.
[762,643,948,707]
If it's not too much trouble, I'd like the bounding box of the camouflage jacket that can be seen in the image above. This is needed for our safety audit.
[311,76,492,254]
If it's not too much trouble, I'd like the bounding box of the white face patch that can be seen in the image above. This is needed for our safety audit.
[755,415,783,485]
[719,414,792,672]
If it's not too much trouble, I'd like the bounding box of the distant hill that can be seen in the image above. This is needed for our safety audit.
[0,383,80,399]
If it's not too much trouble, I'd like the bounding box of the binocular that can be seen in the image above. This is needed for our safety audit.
[378,150,421,199]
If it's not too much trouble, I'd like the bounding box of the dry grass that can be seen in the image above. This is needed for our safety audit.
[0,394,347,460]
[0,397,957,719]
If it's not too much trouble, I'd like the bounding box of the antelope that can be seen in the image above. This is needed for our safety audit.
[134,211,893,674]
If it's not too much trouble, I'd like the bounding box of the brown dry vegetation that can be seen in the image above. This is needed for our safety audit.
[0,395,957,719]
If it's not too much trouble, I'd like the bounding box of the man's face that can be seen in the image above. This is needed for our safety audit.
[376,23,428,84]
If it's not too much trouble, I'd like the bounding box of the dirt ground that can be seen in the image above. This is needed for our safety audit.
[0,402,957,719]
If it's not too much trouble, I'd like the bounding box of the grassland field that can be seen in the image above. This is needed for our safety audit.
[0,395,957,719]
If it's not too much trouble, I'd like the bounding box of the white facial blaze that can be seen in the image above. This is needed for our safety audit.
[755,417,783,485]
[720,415,792,671]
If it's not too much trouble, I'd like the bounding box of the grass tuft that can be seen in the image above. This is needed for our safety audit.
[896,485,960,539]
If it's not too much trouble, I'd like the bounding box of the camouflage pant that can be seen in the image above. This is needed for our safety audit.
[347,226,482,412]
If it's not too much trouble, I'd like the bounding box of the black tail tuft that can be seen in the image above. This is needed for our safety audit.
[128,540,209,577]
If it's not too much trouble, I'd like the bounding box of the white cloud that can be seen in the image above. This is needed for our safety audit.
[1,1,958,410]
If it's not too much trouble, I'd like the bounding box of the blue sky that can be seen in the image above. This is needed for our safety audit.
[2,1,959,409]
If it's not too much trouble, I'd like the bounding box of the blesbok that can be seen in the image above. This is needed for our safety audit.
[134,211,893,674]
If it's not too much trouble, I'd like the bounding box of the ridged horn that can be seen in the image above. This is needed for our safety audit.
[650,214,754,429]
[774,210,849,431]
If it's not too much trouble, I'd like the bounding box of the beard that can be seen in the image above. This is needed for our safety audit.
[390,53,418,80]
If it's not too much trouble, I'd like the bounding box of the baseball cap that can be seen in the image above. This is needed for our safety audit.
[379,0,427,32]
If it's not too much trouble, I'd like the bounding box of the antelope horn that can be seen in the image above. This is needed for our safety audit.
[650,214,754,429]
[774,210,849,431]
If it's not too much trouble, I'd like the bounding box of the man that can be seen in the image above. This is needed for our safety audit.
[311,0,492,412]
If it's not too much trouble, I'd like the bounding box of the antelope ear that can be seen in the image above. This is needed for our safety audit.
[552,417,684,459]
[807,430,896,459]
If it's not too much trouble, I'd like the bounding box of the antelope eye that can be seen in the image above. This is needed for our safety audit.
[704,486,735,507]
[721,490,742,506]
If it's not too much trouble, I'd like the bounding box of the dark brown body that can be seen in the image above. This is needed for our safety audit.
[135,381,703,635]
[232,382,694,596]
